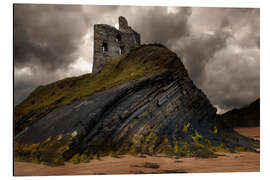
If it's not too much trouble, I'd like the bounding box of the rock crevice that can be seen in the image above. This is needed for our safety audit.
[14,44,258,165]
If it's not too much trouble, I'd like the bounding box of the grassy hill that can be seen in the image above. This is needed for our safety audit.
[15,44,180,135]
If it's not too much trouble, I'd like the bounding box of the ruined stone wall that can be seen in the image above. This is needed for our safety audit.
[93,24,121,73]
[93,17,141,73]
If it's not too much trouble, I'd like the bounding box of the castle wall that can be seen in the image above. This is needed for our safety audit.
[92,17,141,73]
[93,24,121,73]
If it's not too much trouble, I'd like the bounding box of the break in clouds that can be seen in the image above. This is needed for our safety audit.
[14,4,260,113]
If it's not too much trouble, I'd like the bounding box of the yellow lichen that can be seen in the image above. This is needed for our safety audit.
[70,153,80,164]
[191,130,203,144]
[173,141,179,153]
[14,136,72,166]
[213,126,218,134]
[182,122,190,133]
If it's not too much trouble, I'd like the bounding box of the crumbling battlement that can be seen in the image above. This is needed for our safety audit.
[93,16,141,73]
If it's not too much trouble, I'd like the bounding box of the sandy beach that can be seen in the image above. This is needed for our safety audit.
[14,127,260,176]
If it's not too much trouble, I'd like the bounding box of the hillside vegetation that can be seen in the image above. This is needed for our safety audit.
[15,44,178,134]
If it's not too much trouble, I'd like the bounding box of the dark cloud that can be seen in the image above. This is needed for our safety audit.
[201,47,260,111]
[167,8,259,112]
[13,4,121,104]
[14,4,89,70]
[130,7,192,46]
[14,73,36,104]
[177,17,232,87]
[14,5,260,113]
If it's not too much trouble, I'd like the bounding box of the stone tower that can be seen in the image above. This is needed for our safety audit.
[93,16,141,73]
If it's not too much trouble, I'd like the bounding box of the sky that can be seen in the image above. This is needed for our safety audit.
[13,4,260,113]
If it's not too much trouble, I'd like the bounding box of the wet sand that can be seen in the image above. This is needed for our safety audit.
[14,127,260,176]
[235,126,260,140]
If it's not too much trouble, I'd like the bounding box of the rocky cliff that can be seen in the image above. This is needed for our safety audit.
[14,44,258,166]
[218,99,260,128]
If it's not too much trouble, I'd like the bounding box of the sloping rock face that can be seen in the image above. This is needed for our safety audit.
[14,44,258,165]
[218,99,260,128]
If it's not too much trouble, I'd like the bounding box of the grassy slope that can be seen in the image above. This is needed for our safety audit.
[15,44,178,122]
[14,44,183,166]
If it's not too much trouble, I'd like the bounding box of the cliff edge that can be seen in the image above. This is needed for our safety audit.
[14,44,258,165]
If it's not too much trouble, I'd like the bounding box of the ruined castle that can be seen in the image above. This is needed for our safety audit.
[93,16,141,73]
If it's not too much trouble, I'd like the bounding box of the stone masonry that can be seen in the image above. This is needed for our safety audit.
[93,16,141,73]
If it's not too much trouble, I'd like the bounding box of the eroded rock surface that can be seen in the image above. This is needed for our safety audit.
[14,44,258,165]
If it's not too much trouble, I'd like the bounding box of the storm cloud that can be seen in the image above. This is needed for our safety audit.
[14,4,260,113]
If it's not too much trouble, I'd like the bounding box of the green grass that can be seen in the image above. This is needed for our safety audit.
[15,45,178,126]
